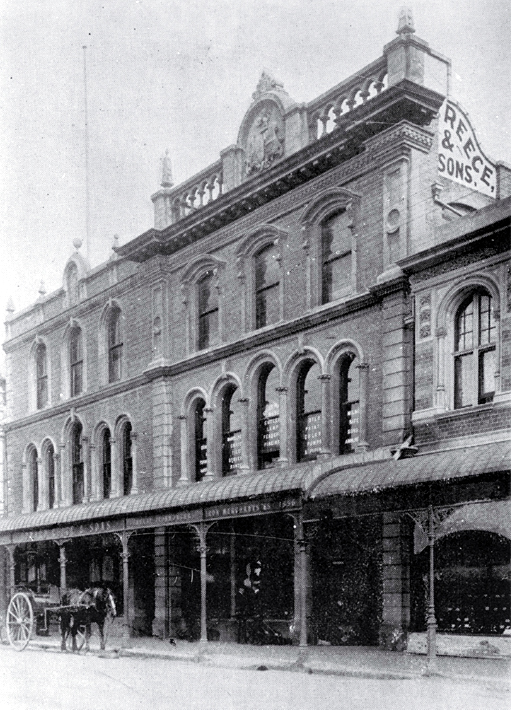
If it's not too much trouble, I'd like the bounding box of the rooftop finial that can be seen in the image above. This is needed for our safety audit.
[161,149,173,188]
[6,297,15,314]
[397,6,415,35]
[73,237,83,251]
[252,70,284,101]
[38,281,46,297]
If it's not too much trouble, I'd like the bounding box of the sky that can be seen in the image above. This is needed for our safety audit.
[0,0,510,343]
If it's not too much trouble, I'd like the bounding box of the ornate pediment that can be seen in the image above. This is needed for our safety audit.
[252,70,284,101]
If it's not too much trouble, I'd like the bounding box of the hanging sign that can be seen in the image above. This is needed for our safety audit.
[438,100,496,197]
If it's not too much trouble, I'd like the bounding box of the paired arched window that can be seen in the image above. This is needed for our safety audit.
[69,326,83,397]
[36,343,48,409]
[198,271,219,350]
[454,290,496,408]
[257,365,280,469]
[255,244,280,329]
[296,360,322,462]
[29,447,39,512]
[108,307,123,383]
[221,384,242,476]
[321,210,352,304]
[121,422,133,495]
[193,399,208,482]
[71,421,84,504]
[102,429,112,498]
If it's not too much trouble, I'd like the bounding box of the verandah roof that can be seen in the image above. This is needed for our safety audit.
[0,438,508,540]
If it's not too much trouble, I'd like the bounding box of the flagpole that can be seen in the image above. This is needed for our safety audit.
[83,45,90,259]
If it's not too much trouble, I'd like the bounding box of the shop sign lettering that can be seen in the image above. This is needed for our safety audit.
[438,100,496,197]
[205,496,300,520]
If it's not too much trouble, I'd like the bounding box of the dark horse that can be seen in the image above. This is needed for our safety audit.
[60,585,116,652]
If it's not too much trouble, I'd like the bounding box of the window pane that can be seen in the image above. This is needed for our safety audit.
[37,376,48,409]
[103,430,111,498]
[194,400,208,482]
[297,363,322,461]
[36,345,47,377]
[199,309,219,349]
[70,329,82,363]
[479,348,495,403]
[109,344,122,382]
[454,353,474,408]
[255,245,279,290]
[258,366,280,469]
[123,423,133,495]
[108,309,122,347]
[47,448,55,510]
[323,253,352,303]
[198,273,217,314]
[256,283,279,329]
[339,354,359,454]
[322,210,351,261]
[71,361,83,396]
[222,386,242,474]
[456,300,473,351]
[479,294,495,345]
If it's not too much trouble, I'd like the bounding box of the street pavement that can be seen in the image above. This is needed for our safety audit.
[0,645,509,710]
[3,627,509,690]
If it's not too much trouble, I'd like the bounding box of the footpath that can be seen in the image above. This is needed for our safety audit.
[3,631,510,689]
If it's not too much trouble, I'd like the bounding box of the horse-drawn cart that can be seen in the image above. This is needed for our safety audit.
[5,585,114,652]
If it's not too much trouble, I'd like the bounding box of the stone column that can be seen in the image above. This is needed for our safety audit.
[116,531,133,643]
[152,379,173,489]
[356,363,370,451]
[191,523,212,646]
[318,375,331,456]
[82,436,90,503]
[380,512,410,649]
[276,387,288,466]
[89,442,99,501]
[238,398,250,473]
[203,407,215,480]
[110,438,120,498]
[177,416,190,486]
[293,510,309,662]
[130,433,139,494]
[59,443,70,507]
[435,328,447,410]
[37,457,44,511]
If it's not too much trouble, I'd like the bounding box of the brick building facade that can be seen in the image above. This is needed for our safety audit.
[1,12,509,655]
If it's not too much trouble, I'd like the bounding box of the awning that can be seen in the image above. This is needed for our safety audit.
[307,439,511,500]
[0,463,319,538]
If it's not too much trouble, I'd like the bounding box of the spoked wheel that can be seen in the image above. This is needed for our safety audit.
[6,592,34,651]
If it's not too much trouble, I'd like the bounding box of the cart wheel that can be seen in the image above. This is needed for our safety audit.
[6,592,34,651]
[65,623,86,651]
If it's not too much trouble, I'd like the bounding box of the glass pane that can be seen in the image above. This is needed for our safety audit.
[47,447,55,509]
[258,366,280,468]
[71,361,83,396]
[478,294,495,345]
[198,272,217,314]
[70,329,82,363]
[108,309,122,347]
[194,400,207,481]
[37,376,48,409]
[454,354,474,408]
[479,348,495,402]
[322,210,351,261]
[302,364,321,414]
[109,344,122,382]
[256,283,279,328]
[298,363,321,460]
[322,253,351,303]
[36,345,47,377]
[198,309,218,349]
[255,245,279,290]
[300,411,322,459]
[456,300,473,351]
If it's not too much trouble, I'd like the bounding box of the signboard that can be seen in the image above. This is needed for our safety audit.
[204,495,301,521]
[438,100,496,197]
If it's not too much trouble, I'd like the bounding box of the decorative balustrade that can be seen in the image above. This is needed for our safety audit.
[306,56,388,141]
[166,160,224,225]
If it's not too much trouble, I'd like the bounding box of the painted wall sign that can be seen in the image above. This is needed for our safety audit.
[438,100,496,197]
[129,508,203,529]
[6,518,126,545]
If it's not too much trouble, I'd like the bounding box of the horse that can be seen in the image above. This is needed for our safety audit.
[60,585,116,652]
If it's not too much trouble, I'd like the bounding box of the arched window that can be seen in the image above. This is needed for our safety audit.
[69,327,83,397]
[102,429,112,498]
[122,422,133,495]
[321,210,352,304]
[36,343,48,409]
[296,361,322,462]
[71,422,83,504]
[198,271,219,350]
[108,307,123,383]
[338,353,360,454]
[193,399,207,482]
[221,385,242,476]
[257,365,280,469]
[454,290,496,408]
[255,244,279,329]
[29,448,39,512]
[46,444,55,510]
